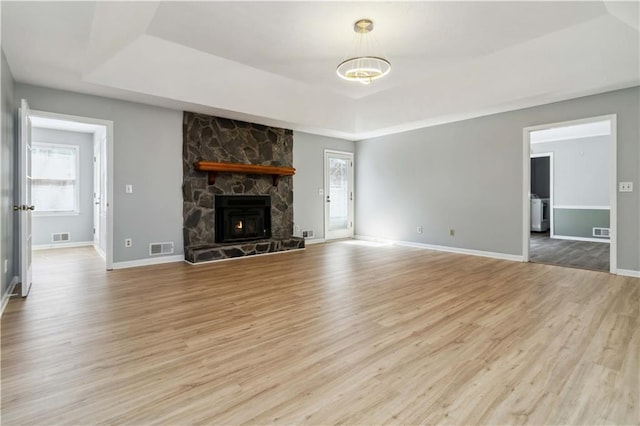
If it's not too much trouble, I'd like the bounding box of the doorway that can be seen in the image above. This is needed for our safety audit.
[324,150,354,241]
[18,105,114,299]
[523,115,616,273]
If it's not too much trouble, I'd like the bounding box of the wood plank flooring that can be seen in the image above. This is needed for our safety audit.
[530,231,610,272]
[2,242,638,425]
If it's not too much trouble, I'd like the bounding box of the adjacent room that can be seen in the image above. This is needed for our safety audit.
[1,2,638,425]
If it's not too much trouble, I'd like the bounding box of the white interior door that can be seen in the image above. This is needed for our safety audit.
[324,150,354,241]
[18,99,34,297]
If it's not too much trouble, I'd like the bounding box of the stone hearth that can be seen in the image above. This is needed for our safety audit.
[182,112,304,262]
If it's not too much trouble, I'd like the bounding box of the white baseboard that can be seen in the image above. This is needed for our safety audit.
[617,269,640,278]
[304,238,326,245]
[93,244,106,260]
[33,241,94,250]
[1,276,19,316]
[186,247,305,265]
[355,235,523,262]
[111,255,185,270]
[552,235,610,244]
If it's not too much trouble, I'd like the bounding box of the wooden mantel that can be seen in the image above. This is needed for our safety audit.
[194,161,296,186]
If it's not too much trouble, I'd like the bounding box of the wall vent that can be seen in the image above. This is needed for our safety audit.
[593,227,610,238]
[51,233,70,243]
[149,242,174,256]
[302,229,314,239]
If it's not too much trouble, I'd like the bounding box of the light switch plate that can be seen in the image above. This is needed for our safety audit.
[619,182,633,192]
[126,184,133,193]
[318,188,324,195]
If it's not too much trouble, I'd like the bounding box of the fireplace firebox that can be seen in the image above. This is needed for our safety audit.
[215,195,271,243]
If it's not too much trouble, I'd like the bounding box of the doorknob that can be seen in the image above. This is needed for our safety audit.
[27,206,35,211]
[326,195,330,203]
[13,205,21,211]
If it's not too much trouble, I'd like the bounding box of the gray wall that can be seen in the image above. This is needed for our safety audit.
[356,87,639,272]
[293,131,354,241]
[532,135,610,206]
[15,84,183,264]
[31,127,94,246]
[1,49,16,296]
[554,208,609,239]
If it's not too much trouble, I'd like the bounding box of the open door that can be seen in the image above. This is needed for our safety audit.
[17,99,34,297]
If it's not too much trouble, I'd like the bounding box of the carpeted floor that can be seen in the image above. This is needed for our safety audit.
[530,231,609,272]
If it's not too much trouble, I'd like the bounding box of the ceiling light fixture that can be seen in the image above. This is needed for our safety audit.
[336,18,391,85]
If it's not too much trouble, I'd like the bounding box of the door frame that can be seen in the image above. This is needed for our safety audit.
[324,149,354,241]
[28,109,114,270]
[530,152,554,237]
[522,114,617,274]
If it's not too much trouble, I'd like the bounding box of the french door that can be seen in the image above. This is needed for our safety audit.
[324,150,354,241]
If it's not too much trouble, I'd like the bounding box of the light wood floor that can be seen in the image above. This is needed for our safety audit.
[2,242,638,425]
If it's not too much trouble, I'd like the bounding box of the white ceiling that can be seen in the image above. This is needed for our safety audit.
[2,1,639,140]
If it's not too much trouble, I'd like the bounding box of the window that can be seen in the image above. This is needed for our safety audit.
[32,142,79,214]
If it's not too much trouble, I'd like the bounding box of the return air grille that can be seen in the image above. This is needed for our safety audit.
[149,242,174,256]
[51,233,70,243]
[593,227,610,238]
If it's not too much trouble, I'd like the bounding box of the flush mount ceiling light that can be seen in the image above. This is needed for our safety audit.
[337,18,391,85]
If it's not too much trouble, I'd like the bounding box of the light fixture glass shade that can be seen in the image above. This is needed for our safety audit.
[336,56,391,84]
[337,19,391,84]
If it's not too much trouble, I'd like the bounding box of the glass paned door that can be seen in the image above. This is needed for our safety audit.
[325,151,354,240]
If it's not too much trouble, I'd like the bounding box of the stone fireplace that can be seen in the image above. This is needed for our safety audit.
[182,112,304,263]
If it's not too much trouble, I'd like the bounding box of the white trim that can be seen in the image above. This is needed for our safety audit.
[1,276,19,316]
[33,241,94,250]
[29,109,114,271]
[355,235,523,262]
[93,244,106,260]
[186,248,305,265]
[553,205,610,210]
[551,235,610,244]
[523,114,617,274]
[111,255,185,270]
[609,115,617,274]
[617,269,640,278]
[304,238,326,245]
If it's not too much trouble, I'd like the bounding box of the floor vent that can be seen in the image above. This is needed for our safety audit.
[302,229,314,239]
[593,227,610,238]
[51,233,70,243]
[149,242,174,256]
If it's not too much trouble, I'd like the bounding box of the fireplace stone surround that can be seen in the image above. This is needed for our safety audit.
[182,112,304,263]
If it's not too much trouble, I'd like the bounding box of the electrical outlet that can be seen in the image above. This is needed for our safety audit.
[449,229,455,237]
[619,182,633,192]
[416,226,423,234]
[125,238,133,248]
